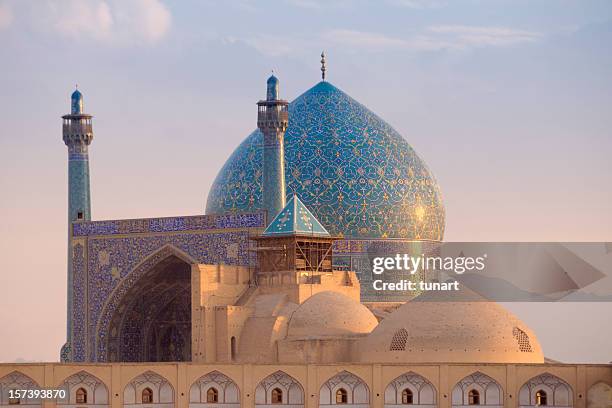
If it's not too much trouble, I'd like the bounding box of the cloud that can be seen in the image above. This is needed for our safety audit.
[228,25,542,56]
[322,29,456,52]
[387,0,445,9]
[428,25,542,47]
[322,26,541,52]
[283,0,358,9]
[224,34,311,57]
[284,0,327,9]
[6,0,171,45]
[225,31,415,57]
[0,2,13,29]
[324,29,409,49]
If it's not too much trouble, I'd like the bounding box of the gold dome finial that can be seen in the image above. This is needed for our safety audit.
[320,51,326,81]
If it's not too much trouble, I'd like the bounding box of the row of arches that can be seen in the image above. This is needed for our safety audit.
[0,370,607,408]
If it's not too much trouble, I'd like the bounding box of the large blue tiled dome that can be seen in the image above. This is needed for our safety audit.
[205,81,445,240]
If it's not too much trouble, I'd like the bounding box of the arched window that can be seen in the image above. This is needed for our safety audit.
[271,388,283,404]
[206,387,219,403]
[536,390,547,406]
[390,328,409,351]
[402,388,414,404]
[468,389,480,405]
[336,388,348,404]
[513,327,533,352]
[231,336,237,361]
[76,387,87,404]
[142,387,153,403]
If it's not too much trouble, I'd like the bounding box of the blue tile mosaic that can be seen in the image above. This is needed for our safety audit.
[206,81,445,240]
[67,213,265,362]
[72,213,265,237]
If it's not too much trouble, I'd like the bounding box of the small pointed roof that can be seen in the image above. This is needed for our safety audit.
[267,73,279,84]
[266,73,280,101]
[263,195,330,237]
[71,86,84,114]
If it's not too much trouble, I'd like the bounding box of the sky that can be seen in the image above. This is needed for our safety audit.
[0,0,611,363]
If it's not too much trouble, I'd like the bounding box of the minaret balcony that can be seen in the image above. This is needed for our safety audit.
[63,122,93,134]
[257,109,289,125]
[62,129,93,146]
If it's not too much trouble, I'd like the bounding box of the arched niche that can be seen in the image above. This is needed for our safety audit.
[320,371,370,407]
[0,372,42,408]
[451,372,503,408]
[123,371,174,408]
[56,371,109,408]
[519,373,573,408]
[385,371,437,408]
[255,371,304,408]
[587,382,611,408]
[189,371,240,408]
[102,247,194,362]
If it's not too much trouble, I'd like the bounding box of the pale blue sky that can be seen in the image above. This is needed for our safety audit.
[0,0,611,363]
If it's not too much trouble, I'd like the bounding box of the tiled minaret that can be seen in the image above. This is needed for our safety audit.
[62,87,93,342]
[257,74,289,225]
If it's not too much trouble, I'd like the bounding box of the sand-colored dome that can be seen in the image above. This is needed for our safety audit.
[287,291,378,339]
[358,301,544,363]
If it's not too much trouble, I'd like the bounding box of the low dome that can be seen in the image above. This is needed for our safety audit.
[206,81,445,240]
[358,301,544,363]
[287,291,378,339]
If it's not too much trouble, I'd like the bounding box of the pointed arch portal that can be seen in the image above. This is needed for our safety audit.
[105,253,192,362]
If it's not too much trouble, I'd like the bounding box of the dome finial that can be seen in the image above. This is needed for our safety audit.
[320,51,326,81]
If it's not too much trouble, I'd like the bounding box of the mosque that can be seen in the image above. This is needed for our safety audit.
[0,55,610,408]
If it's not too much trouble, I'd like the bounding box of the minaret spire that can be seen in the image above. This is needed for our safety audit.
[320,51,326,81]
[61,87,94,357]
[258,74,289,225]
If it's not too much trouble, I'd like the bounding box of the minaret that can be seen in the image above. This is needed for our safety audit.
[257,74,289,224]
[62,87,93,339]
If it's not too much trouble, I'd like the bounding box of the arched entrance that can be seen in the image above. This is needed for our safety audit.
[105,252,192,362]
[319,371,369,407]
[385,372,437,408]
[255,371,304,408]
[190,371,240,408]
[587,382,611,408]
[123,371,174,408]
[0,372,42,408]
[519,373,573,408]
[452,372,503,408]
[57,371,109,408]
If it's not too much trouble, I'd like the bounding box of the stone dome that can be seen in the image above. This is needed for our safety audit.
[357,301,544,363]
[287,291,378,339]
[206,81,445,240]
